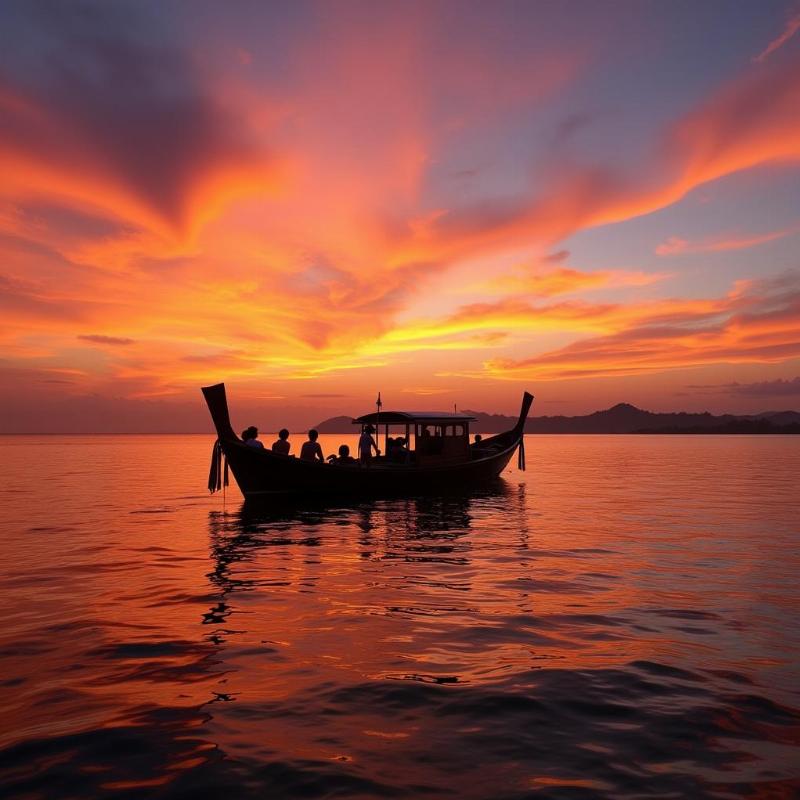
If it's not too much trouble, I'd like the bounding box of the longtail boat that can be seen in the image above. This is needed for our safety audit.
[202,383,533,498]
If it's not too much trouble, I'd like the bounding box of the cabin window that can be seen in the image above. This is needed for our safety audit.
[438,424,465,437]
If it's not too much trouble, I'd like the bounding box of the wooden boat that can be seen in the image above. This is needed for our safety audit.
[202,383,533,498]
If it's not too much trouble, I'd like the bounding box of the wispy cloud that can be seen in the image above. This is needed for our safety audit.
[656,226,796,256]
[400,387,450,395]
[391,55,800,278]
[478,273,800,381]
[493,266,669,296]
[0,4,284,238]
[753,12,800,63]
[688,377,800,397]
[77,334,135,346]
[543,250,570,264]
[552,111,595,144]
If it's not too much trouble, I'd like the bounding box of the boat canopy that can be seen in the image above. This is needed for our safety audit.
[353,410,476,425]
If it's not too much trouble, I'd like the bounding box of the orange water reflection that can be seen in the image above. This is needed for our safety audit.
[1,434,799,798]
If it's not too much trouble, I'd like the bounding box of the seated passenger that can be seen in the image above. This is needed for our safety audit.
[328,444,357,465]
[474,434,483,445]
[389,436,408,462]
[300,429,324,462]
[272,428,291,455]
[242,426,264,449]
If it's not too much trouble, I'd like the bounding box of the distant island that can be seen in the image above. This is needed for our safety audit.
[316,403,800,434]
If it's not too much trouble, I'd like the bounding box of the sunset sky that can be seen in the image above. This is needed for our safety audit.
[2,0,800,432]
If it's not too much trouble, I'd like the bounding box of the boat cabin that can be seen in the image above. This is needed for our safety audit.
[353,410,477,467]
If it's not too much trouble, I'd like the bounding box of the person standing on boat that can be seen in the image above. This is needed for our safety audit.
[242,426,264,448]
[359,424,380,465]
[271,428,291,455]
[300,429,324,462]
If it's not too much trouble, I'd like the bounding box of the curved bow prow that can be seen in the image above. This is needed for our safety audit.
[201,383,237,441]
[514,391,534,434]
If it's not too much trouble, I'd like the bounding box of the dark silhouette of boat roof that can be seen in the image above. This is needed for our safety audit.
[353,411,477,424]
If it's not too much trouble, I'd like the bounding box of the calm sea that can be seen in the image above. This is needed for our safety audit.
[1,434,798,799]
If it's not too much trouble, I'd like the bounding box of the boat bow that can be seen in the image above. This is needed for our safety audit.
[202,383,237,442]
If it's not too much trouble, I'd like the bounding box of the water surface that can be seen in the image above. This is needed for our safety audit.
[1,434,798,798]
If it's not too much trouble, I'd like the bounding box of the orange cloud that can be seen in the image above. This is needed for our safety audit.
[492,266,668,296]
[480,273,800,381]
[385,293,724,357]
[0,12,285,239]
[400,387,451,396]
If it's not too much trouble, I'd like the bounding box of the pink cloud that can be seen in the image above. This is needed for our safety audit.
[753,12,800,63]
[655,226,797,256]
[411,55,800,264]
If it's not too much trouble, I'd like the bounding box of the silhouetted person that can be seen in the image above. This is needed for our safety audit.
[389,436,408,462]
[328,444,357,465]
[430,430,444,454]
[359,424,380,465]
[272,428,291,455]
[474,434,482,445]
[418,426,431,454]
[300,429,324,462]
[242,426,264,449]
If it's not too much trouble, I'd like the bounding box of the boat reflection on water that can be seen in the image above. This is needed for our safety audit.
[206,480,526,600]
[202,480,529,672]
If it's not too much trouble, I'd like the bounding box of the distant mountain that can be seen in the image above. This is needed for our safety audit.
[315,403,800,434]
[316,415,354,433]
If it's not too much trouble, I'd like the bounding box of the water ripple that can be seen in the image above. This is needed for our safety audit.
[0,434,798,798]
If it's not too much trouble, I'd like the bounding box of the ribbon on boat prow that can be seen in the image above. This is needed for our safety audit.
[208,440,229,494]
[515,390,532,472]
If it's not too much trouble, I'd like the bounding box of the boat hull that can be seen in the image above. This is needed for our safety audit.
[201,383,531,499]
[220,438,520,498]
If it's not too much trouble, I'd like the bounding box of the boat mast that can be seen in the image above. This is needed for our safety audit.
[376,391,382,454]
